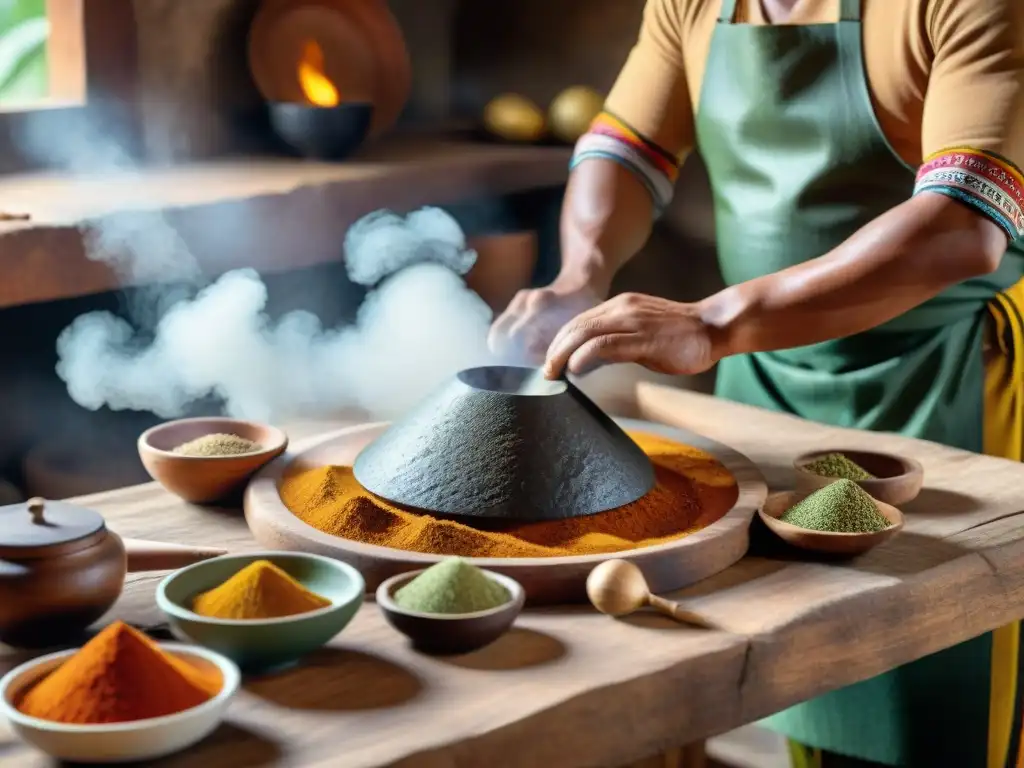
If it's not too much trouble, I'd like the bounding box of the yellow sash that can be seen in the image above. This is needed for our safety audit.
[984,278,1024,768]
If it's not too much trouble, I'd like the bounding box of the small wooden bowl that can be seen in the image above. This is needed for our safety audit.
[793,449,923,507]
[376,568,525,655]
[0,643,240,763]
[758,490,904,557]
[139,418,287,504]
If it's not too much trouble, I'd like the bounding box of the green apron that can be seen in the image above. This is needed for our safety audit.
[693,0,1024,764]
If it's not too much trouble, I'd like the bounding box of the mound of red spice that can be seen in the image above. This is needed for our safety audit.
[17,621,221,724]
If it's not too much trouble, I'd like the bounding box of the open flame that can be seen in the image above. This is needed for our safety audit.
[297,40,339,107]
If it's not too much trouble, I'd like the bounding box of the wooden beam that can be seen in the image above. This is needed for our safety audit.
[46,0,86,104]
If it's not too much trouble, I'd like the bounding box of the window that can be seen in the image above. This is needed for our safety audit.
[0,0,138,172]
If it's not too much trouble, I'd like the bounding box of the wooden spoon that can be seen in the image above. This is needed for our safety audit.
[586,559,718,629]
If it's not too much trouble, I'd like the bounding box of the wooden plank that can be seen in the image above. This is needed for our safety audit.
[4,385,1024,766]
[0,139,570,308]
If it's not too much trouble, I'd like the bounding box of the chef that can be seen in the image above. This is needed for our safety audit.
[489,0,1024,765]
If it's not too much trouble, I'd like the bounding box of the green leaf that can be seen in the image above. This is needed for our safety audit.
[0,0,47,33]
[0,15,48,101]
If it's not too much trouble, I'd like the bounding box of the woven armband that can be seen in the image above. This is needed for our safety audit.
[569,112,681,215]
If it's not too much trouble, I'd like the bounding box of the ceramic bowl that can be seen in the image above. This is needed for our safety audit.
[376,568,525,655]
[156,552,364,673]
[268,102,373,160]
[793,449,923,507]
[759,490,904,557]
[0,643,239,763]
[138,418,288,504]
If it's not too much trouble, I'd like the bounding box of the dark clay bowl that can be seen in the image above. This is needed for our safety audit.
[353,365,656,521]
[376,568,524,655]
[268,101,372,161]
[793,449,924,507]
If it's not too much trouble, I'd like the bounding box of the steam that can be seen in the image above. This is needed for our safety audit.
[55,207,495,422]
[10,112,500,422]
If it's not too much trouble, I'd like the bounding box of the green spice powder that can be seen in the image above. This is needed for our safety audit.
[804,452,876,481]
[780,479,890,533]
[393,558,511,614]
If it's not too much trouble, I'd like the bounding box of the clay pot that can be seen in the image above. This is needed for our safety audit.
[249,0,411,137]
[0,498,127,648]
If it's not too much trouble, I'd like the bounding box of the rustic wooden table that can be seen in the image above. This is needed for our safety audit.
[4,383,1024,768]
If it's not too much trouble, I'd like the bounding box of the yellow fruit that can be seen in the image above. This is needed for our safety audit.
[548,86,605,144]
[483,94,547,143]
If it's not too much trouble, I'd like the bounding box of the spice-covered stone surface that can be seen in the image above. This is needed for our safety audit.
[279,431,738,557]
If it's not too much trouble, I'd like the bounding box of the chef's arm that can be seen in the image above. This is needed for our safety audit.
[557,0,693,298]
[699,194,1010,357]
[703,0,1024,359]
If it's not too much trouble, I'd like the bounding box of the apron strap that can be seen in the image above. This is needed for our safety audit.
[839,0,861,21]
[719,0,739,23]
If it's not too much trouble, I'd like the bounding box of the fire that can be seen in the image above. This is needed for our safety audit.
[297,41,339,107]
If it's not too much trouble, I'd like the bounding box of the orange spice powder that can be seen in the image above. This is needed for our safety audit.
[279,431,738,558]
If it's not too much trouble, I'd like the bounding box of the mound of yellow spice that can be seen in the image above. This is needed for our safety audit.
[18,621,221,724]
[280,431,738,558]
[191,560,332,620]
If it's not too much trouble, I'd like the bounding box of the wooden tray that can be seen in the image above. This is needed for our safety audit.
[244,418,767,604]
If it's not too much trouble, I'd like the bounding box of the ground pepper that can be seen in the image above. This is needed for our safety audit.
[280,431,738,558]
[17,621,221,724]
[780,479,890,533]
[804,452,875,481]
[191,560,331,620]
[395,558,511,614]
[173,433,260,457]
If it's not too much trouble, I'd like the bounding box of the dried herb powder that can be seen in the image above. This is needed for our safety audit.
[780,479,890,533]
[173,433,261,457]
[803,453,875,481]
[394,558,510,614]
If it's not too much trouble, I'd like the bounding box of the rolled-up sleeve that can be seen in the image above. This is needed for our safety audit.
[603,0,694,160]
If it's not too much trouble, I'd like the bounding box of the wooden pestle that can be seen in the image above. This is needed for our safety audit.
[123,538,228,572]
[586,559,719,629]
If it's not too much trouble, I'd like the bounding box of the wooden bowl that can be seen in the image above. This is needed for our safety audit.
[138,418,287,504]
[793,450,923,507]
[0,643,240,763]
[376,568,524,655]
[245,418,767,604]
[758,490,904,557]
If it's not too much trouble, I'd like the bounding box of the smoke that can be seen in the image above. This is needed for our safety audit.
[12,113,498,422]
[54,207,495,422]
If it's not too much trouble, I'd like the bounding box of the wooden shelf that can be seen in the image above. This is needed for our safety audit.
[0,138,570,308]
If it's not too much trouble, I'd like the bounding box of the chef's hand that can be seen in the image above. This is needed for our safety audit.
[488,279,603,364]
[542,293,719,378]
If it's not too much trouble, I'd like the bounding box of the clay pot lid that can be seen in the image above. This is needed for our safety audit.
[0,496,106,554]
[352,365,656,521]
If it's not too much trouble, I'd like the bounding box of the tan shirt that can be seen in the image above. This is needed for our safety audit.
[603,0,1024,170]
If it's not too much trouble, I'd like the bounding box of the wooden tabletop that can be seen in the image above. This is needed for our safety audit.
[4,383,1024,767]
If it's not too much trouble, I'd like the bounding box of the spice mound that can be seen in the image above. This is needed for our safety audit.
[280,431,739,558]
[780,480,891,533]
[395,558,511,615]
[191,560,332,620]
[173,433,261,457]
[17,621,221,724]
[803,452,876,481]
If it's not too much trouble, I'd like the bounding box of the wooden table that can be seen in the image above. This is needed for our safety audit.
[4,383,1024,767]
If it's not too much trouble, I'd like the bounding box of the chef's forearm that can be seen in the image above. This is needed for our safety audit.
[556,159,656,298]
[699,193,1008,358]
